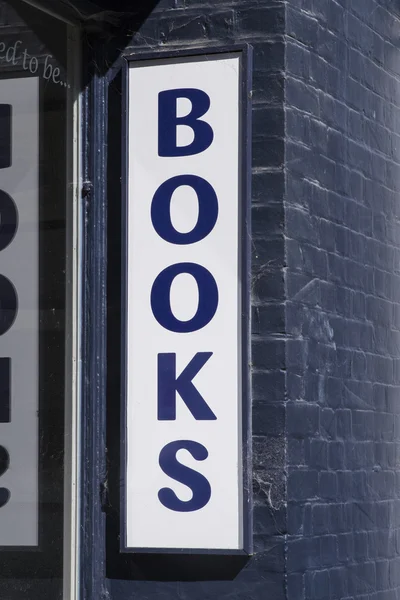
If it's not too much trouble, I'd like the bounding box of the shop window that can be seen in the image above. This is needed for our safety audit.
[0,1,80,599]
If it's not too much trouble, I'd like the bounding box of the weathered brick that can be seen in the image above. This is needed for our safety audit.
[237,5,285,36]
[287,402,320,437]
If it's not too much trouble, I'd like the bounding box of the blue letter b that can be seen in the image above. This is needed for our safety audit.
[158,89,214,157]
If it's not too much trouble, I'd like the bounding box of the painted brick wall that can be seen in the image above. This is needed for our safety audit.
[285,1,400,599]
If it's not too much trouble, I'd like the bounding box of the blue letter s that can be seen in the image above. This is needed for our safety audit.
[158,440,211,512]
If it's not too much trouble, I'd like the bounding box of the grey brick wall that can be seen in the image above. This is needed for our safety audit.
[285,1,400,599]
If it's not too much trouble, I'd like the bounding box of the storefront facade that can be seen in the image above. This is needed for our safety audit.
[1,0,400,599]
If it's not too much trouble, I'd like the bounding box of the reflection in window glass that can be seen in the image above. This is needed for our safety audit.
[0,1,78,598]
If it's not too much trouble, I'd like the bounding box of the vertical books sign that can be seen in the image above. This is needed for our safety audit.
[0,77,39,546]
[123,50,251,553]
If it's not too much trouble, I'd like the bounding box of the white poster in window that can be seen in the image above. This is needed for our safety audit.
[0,76,39,547]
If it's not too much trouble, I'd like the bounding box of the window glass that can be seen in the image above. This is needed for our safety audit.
[0,1,79,598]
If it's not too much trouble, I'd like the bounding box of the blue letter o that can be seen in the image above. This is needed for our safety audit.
[151,262,218,333]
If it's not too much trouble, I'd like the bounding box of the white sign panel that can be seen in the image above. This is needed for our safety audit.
[0,77,39,546]
[124,52,250,552]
